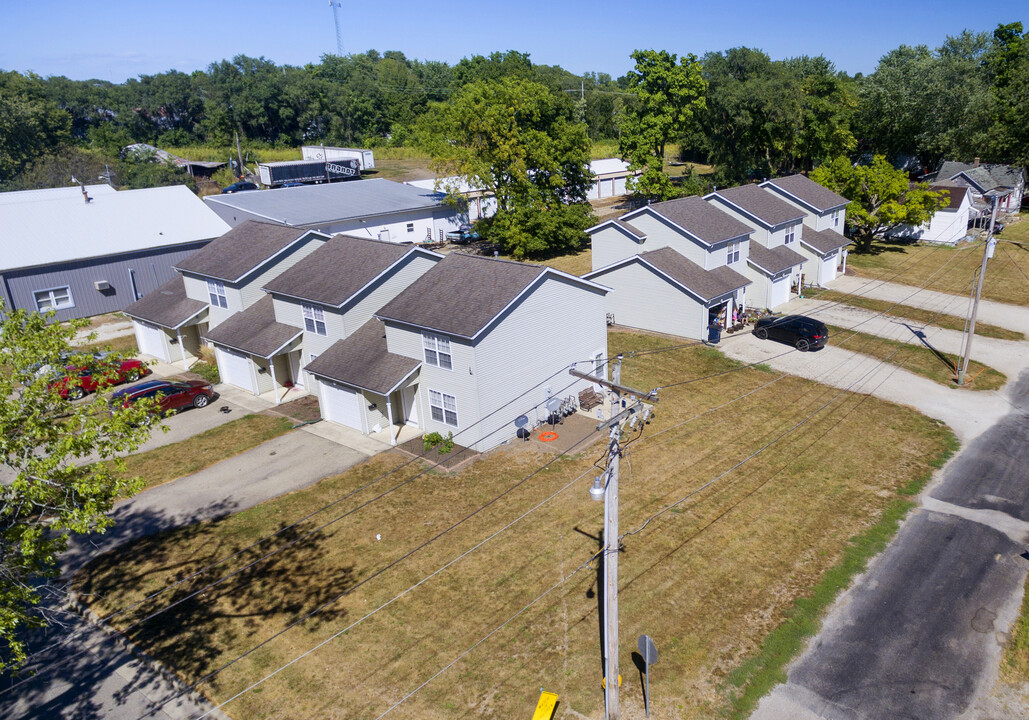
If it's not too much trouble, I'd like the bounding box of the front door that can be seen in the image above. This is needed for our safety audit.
[288,350,304,390]
[401,385,419,427]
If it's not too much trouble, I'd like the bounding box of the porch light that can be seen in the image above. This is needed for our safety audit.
[589,474,606,502]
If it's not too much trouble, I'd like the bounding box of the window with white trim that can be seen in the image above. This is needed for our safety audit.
[422,332,453,370]
[832,210,841,228]
[302,303,326,335]
[428,389,458,426]
[784,224,796,244]
[726,240,741,264]
[207,280,228,308]
[33,286,74,311]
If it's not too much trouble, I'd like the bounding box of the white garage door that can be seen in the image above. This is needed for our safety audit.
[321,381,363,431]
[215,347,254,393]
[769,276,790,309]
[820,256,837,284]
[135,321,169,362]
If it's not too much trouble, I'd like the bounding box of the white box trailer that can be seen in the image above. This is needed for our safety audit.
[301,145,375,170]
[257,158,360,186]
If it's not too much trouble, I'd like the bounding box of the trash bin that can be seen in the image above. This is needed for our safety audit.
[707,323,722,344]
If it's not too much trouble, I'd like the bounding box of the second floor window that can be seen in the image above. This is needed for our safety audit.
[302,303,326,335]
[208,280,228,308]
[832,210,841,228]
[423,332,453,370]
[726,241,740,264]
[784,225,796,244]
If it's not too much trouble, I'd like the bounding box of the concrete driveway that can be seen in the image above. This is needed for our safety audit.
[1,429,374,720]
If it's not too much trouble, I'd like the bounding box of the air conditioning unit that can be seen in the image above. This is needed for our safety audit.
[94,280,111,291]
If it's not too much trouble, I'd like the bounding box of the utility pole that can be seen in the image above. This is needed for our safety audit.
[958,196,999,385]
[571,363,657,720]
[234,131,245,180]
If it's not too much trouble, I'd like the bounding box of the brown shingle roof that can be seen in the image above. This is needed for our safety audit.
[638,247,750,302]
[928,185,968,210]
[801,227,852,254]
[612,219,646,238]
[375,254,547,338]
[123,276,207,329]
[763,174,849,213]
[263,235,425,306]
[746,243,807,275]
[203,296,301,357]
[175,220,312,282]
[304,319,419,395]
[641,195,753,244]
[711,185,806,228]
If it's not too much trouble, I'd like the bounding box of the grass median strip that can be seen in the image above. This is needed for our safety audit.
[77,332,956,719]
[828,324,1006,390]
[114,413,294,492]
[814,289,1024,341]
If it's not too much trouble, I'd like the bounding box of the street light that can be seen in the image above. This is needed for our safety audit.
[590,474,606,502]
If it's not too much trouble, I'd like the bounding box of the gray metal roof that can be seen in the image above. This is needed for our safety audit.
[175,220,313,283]
[637,247,750,302]
[123,276,208,329]
[203,178,444,227]
[634,195,752,245]
[762,174,849,213]
[801,227,852,254]
[709,185,806,228]
[304,319,419,395]
[203,296,301,357]
[376,253,547,339]
[263,236,435,306]
[746,243,807,275]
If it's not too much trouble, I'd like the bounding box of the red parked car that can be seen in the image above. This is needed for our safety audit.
[109,379,214,418]
[51,358,150,400]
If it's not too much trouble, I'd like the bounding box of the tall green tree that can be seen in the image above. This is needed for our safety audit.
[0,306,157,669]
[0,72,72,185]
[417,77,594,258]
[987,22,1029,163]
[619,49,707,199]
[811,155,943,253]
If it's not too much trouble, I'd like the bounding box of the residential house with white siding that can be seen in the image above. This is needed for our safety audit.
[585,196,752,339]
[125,221,329,367]
[891,185,973,246]
[204,236,443,406]
[933,160,1025,215]
[759,174,852,285]
[305,253,608,452]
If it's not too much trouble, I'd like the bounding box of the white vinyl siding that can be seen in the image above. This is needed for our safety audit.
[303,303,327,335]
[182,274,242,328]
[609,211,711,267]
[341,254,440,335]
[423,333,453,370]
[237,234,328,308]
[591,261,707,339]
[33,285,74,311]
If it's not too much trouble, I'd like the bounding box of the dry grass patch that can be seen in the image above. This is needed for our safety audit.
[112,414,294,492]
[542,248,593,277]
[815,290,1024,341]
[78,332,954,720]
[1001,575,1029,683]
[846,225,1029,307]
[75,333,139,356]
[827,325,1006,391]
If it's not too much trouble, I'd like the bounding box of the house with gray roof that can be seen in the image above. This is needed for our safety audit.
[0,184,228,322]
[933,160,1025,214]
[306,253,609,452]
[203,177,461,243]
[705,184,811,306]
[124,220,329,368]
[585,196,753,338]
[201,234,444,409]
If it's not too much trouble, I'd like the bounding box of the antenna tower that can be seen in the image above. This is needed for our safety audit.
[329,0,344,56]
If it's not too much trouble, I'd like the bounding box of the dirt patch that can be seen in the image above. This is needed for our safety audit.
[513,411,606,457]
[395,434,479,472]
[267,395,321,424]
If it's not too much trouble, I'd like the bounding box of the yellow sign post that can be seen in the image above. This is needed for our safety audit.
[531,690,559,720]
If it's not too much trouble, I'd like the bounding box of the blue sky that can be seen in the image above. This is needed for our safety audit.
[1,1,1025,82]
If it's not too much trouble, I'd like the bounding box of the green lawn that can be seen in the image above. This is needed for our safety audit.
[78,332,955,720]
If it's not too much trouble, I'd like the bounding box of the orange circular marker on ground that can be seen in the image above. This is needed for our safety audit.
[539,431,559,442]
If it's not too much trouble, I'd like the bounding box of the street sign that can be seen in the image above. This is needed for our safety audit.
[638,635,658,664]
[531,690,559,720]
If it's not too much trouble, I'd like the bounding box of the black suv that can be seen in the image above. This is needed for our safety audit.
[753,314,828,351]
[221,181,258,194]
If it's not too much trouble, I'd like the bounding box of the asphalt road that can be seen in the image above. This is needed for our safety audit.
[754,371,1029,720]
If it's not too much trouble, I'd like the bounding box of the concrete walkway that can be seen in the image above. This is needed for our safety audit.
[2,430,375,720]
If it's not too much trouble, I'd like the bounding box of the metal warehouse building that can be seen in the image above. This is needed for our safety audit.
[0,184,230,321]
